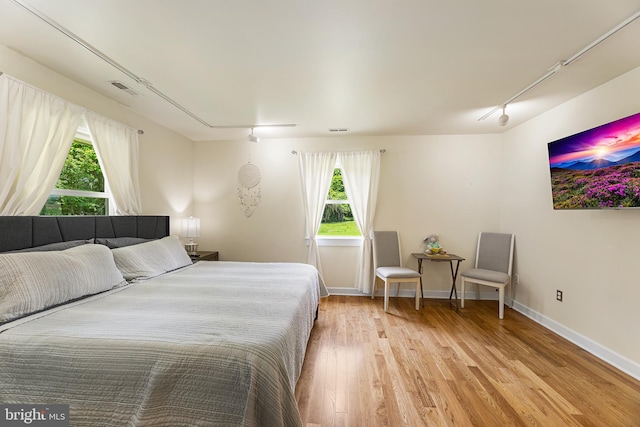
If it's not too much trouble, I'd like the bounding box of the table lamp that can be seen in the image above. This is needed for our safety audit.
[182,216,200,255]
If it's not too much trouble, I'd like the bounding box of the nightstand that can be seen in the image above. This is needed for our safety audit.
[190,251,219,262]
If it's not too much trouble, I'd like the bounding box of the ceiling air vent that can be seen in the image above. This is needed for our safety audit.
[108,80,140,96]
[329,128,349,132]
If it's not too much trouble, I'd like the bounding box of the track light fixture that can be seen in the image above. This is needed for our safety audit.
[498,105,509,126]
[248,128,259,143]
[478,9,640,124]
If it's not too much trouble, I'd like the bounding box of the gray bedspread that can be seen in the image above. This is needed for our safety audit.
[0,261,325,427]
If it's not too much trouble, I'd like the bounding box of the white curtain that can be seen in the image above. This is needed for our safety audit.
[339,150,380,294]
[0,75,83,215]
[85,112,142,215]
[298,151,337,282]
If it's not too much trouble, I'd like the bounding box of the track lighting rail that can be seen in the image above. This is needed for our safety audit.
[8,0,295,131]
[478,9,640,123]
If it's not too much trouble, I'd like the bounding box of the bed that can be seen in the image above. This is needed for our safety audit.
[0,216,325,427]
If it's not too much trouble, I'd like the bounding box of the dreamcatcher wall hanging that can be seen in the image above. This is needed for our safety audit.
[237,162,261,217]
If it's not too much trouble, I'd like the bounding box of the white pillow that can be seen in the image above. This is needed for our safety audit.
[0,244,127,323]
[111,235,192,281]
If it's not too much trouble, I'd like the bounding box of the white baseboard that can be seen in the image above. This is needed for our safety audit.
[328,287,501,300]
[511,300,640,381]
[326,287,640,381]
[327,287,370,296]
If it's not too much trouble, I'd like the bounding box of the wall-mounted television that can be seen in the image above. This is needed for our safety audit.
[547,111,640,209]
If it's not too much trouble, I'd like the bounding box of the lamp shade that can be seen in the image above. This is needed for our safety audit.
[182,217,200,238]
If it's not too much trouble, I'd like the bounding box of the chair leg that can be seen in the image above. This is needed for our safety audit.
[414,279,420,310]
[498,285,505,319]
[384,279,390,312]
[461,278,466,308]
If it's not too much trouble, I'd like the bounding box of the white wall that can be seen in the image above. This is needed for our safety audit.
[0,45,194,232]
[501,66,640,371]
[194,134,503,294]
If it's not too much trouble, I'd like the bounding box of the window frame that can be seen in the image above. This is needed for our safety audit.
[314,162,362,247]
[42,127,114,216]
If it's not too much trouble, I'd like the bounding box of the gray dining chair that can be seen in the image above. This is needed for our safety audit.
[371,231,422,312]
[460,232,515,319]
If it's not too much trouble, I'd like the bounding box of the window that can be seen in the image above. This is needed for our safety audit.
[318,168,361,237]
[40,131,112,215]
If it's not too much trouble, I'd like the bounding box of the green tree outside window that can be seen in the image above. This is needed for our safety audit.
[40,139,108,215]
[318,168,360,236]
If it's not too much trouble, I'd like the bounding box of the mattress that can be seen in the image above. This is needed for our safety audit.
[0,261,325,427]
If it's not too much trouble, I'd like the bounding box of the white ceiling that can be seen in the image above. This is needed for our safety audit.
[1,0,639,141]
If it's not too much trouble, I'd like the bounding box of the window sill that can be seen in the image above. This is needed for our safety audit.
[306,236,363,247]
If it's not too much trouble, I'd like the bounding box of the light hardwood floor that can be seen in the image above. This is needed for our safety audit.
[295,295,640,426]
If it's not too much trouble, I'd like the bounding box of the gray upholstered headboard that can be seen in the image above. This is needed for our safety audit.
[0,216,170,253]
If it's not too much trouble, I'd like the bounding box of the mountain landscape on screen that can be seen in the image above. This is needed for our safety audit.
[547,111,640,209]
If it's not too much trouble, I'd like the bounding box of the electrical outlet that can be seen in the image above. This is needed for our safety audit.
[556,290,563,302]
[514,274,520,285]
